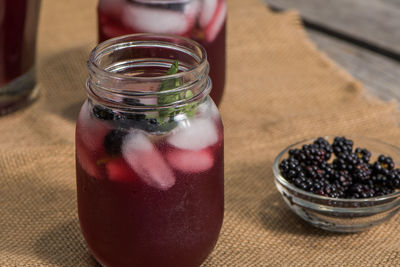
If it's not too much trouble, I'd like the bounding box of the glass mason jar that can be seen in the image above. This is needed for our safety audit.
[76,34,224,267]
[0,0,41,115]
[97,0,226,106]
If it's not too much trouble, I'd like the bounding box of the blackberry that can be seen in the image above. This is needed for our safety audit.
[279,158,301,182]
[355,148,371,163]
[352,162,371,182]
[377,155,395,170]
[289,144,326,166]
[122,97,144,106]
[313,137,332,161]
[333,169,352,188]
[332,136,353,158]
[388,169,400,189]
[104,129,127,156]
[93,105,123,120]
[119,113,163,132]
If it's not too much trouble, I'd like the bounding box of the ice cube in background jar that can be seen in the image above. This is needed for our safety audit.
[122,0,199,35]
[167,117,219,151]
[203,0,227,42]
[199,0,218,28]
[122,130,176,190]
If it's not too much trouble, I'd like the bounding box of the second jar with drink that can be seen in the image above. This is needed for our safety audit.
[97,0,226,106]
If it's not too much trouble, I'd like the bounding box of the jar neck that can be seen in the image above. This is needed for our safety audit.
[86,34,210,111]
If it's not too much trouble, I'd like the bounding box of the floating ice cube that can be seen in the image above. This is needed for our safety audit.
[167,118,218,150]
[77,101,110,152]
[197,100,220,120]
[167,148,214,173]
[140,96,158,106]
[122,3,194,35]
[210,101,221,120]
[122,130,176,190]
[199,0,218,28]
[76,138,103,179]
[204,0,226,42]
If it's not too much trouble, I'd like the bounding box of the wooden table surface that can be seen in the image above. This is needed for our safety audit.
[264,0,400,103]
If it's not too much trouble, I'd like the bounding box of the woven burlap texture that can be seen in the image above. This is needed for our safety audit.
[1,0,400,266]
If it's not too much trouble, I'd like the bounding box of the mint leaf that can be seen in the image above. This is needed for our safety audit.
[157,60,198,124]
[158,60,182,93]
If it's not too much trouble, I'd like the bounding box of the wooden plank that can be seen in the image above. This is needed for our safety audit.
[306,29,400,102]
[264,0,400,53]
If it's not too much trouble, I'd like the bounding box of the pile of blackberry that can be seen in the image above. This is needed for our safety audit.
[279,136,400,199]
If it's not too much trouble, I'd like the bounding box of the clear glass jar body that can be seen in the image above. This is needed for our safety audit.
[76,34,224,267]
[0,0,41,115]
[97,0,226,106]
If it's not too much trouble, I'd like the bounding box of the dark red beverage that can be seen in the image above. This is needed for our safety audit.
[0,0,40,115]
[76,101,224,267]
[97,0,226,106]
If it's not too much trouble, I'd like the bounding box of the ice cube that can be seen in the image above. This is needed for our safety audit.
[199,0,218,28]
[167,148,214,173]
[167,118,218,150]
[184,0,201,21]
[122,130,176,190]
[140,96,158,106]
[197,99,220,120]
[204,0,226,42]
[122,3,194,35]
[76,138,103,179]
[77,101,109,152]
[210,101,221,120]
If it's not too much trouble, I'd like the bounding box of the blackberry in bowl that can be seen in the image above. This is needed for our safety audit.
[273,136,400,232]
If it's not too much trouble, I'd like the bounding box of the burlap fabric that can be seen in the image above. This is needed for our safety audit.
[1,0,400,266]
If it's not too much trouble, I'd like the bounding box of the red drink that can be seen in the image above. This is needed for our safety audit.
[0,0,40,115]
[97,0,226,106]
[76,34,224,267]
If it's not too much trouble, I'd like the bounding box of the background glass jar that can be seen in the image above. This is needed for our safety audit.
[76,34,224,267]
[97,0,226,106]
[0,0,41,115]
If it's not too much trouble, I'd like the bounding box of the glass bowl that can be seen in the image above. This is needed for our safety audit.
[273,136,400,233]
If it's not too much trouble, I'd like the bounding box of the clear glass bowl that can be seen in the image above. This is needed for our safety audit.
[273,136,400,233]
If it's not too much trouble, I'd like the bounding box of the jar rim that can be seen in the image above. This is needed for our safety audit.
[86,33,211,109]
[88,33,208,83]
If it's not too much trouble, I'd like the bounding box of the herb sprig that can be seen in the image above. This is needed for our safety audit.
[156,60,198,124]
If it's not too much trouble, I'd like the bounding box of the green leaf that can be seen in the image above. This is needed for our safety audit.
[156,60,198,124]
[158,60,182,93]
